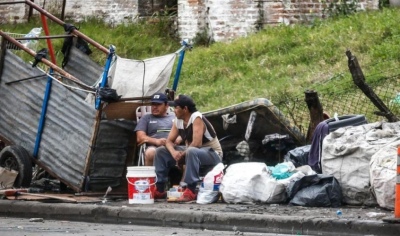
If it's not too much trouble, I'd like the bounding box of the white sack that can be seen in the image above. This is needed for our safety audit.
[369,130,400,210]
[322,121,400,206]
[220,162,285,204]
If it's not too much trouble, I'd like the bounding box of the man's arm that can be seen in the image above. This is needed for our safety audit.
[189,117,205,148]
[136,130,166,146]
[165,123,184,161]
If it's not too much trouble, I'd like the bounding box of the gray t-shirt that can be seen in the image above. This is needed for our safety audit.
[134,113,175,139]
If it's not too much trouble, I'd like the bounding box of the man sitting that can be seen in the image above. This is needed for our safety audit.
[153,95,223,202]
[134,92,175,166]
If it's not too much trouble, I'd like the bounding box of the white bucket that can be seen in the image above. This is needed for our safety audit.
[126,166,157,204]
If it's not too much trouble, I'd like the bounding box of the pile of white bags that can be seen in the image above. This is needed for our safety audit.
[220,162,305,204]
[322,121,400,208]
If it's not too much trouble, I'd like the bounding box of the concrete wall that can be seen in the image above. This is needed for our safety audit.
[1,0,379,42]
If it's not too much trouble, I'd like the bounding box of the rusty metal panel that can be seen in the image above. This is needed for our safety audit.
[37,79,96,190]
[63,47,103,88]
[0,50,96,191]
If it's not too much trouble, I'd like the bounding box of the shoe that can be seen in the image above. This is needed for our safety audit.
[153,189,166,199]
[176,188,197,202]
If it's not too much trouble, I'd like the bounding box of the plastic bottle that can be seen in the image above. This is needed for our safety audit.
[22,27,42,49]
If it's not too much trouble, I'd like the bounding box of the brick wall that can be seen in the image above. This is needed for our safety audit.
[1,0,379,42]
[178,0,379,42]
[139,0,177,16]
[0,0,139,25]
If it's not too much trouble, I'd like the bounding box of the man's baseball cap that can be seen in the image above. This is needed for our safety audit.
[151,92,168,104]
[169,95,196,108]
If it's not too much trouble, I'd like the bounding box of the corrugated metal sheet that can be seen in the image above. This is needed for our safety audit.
[88,119,136,191]
[0,50,96,191]
[63,47,103,88]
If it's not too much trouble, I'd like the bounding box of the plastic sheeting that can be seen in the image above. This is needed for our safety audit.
[322,121,400,206]
[369,124,400,210]
[109,54,177,98]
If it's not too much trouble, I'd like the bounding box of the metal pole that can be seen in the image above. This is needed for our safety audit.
[0,31,94,91]
[24,0,109,54]
[172,41,191,92]
[0,1,26,5]
[40,13,57,64]
[5,75,46,85]
[61,0,66,21]
[95,45,116,110]
[33,68,53,158]
[28,0,34,22]
[14,35,73,40]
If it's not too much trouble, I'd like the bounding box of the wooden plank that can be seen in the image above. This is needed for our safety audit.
[16,192,77,202]
[5,192,103,203]
[103,101,149,120]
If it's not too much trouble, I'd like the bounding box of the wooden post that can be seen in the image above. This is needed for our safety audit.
[346,50,399,122]
[305,90,325,143]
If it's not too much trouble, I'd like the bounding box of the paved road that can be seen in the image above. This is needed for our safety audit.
[0,217,297,236]
[1,200,399,236]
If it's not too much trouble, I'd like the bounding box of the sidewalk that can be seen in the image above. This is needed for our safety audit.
[0,199,399,235]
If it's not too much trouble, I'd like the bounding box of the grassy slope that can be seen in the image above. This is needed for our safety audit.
[2,8,400,112]
[180,8,400,111]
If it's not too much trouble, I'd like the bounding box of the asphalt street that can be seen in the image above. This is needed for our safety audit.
[0,200,399,236]
[0,216,296,236]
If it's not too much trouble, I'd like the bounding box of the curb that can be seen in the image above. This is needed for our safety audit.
[0,200,399,235]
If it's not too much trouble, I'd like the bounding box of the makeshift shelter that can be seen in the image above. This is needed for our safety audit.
[0,2,190,193]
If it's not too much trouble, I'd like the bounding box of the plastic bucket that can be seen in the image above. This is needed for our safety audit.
[126,166,157,204]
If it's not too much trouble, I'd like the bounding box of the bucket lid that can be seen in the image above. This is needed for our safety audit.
[127,166,155,171]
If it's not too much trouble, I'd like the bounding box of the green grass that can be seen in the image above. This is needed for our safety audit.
[2,8,400,114]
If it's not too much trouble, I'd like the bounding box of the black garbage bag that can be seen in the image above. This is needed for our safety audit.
[97,87,121,103]
[284,145,311,167]
[287,174,342,207]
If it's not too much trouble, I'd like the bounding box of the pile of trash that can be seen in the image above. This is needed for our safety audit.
[198,120,400,211]
[198,161,341,207]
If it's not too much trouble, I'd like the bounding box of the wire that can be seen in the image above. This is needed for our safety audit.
[34,66,96,94]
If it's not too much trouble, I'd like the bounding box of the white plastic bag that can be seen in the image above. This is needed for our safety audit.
[196,163,224,204]
[220,162,284,204]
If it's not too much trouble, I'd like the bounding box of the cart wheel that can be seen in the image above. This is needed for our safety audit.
[0,145,33,187]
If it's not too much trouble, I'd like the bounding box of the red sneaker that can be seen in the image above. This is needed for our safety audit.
[153,189,166,199]
[176,188,197,202]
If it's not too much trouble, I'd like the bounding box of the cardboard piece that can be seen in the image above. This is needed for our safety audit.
[0,167,18,189]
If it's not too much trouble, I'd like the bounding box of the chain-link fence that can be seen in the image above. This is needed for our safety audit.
[275,56,400,141]
[2,32,40,52]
